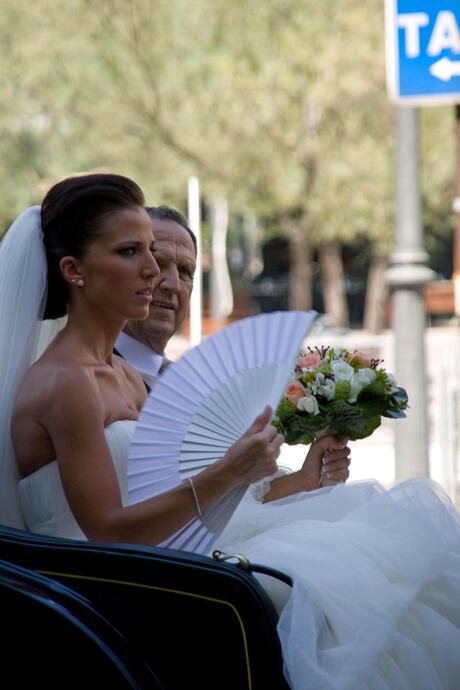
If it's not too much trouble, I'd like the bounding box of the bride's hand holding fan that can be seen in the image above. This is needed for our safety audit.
[127,310,318,553]
[215,405,284,486]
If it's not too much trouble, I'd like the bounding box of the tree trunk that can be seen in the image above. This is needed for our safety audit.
[286,221,312,311]
[363,253,389,333]
[319,241,349,328]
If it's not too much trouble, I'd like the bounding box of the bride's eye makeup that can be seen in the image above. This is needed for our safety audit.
[117,241,156,257]
[118,246,137,256]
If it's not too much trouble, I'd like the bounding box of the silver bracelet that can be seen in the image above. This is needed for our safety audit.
[187,476,202,517]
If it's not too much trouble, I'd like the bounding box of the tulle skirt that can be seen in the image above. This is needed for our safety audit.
[216,478,460,690]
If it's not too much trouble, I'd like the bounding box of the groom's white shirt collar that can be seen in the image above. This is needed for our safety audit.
[114,331,164,377]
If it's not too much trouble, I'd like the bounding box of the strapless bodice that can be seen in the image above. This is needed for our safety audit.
[18,420,136,540]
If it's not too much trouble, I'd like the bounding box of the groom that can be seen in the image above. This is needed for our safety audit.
[114,205,197,390]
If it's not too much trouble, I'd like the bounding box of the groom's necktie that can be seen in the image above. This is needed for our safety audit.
[142,358,171,392]
[140,372,156,391]
[158,357,171,375]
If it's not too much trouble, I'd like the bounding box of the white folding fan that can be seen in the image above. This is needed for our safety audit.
[126,309,318,554]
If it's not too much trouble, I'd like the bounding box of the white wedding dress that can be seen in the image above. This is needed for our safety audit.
[18,420,460,690]
[217,478,460,689]
[18,420,136,541]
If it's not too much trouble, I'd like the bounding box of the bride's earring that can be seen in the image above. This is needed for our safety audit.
[74,279,85,287]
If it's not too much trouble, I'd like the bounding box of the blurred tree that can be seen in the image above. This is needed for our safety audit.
[0,0,456,334]
[161,0,397,328]
[90,0,396,326]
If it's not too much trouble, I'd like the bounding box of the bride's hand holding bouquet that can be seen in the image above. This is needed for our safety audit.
[297,433,351,489]
[273,347,409,487]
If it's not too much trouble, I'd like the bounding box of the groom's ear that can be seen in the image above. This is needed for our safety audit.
[59,256,84,286]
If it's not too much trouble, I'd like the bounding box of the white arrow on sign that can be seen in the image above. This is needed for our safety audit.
[430,57,460,81]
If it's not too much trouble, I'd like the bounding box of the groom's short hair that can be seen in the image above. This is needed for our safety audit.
[146,206,197,254]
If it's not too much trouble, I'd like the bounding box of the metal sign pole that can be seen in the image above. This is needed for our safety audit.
[384,1,459,480]
[453,105,460,317]
[386,107,435,480]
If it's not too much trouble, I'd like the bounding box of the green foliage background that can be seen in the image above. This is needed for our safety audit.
[0,0,455,273]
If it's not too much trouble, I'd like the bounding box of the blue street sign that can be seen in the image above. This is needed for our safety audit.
[386,0,460,105]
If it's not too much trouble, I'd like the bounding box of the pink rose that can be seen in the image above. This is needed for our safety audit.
[353,351,372,368]
[285,381,307,405]
[297,353,322,369]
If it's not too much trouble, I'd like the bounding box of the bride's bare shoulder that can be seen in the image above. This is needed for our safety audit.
[17,352,98,412]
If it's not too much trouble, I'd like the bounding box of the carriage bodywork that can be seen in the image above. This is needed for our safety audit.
[0,525,292,689]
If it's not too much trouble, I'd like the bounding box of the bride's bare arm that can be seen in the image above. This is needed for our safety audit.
[48,374,282,545]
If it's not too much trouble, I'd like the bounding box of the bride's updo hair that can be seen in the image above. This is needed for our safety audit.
[41,173,145,319]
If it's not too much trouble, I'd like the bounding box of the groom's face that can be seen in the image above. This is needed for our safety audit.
[124,219,196,353]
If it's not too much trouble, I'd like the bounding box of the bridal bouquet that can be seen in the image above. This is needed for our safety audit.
[273,346,408,445]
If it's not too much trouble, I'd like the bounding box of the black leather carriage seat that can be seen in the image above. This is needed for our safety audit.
[0,558,162,689]
[0,524,292,690]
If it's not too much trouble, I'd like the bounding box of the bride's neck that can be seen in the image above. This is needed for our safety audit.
[60,310,125,363]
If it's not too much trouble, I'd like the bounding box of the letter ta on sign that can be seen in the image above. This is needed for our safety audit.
[398,10,460,59]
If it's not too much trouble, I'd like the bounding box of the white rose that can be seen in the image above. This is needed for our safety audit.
[348,368,376,402]
[309,372,325,395]
[331,360,354,382]
[386,372,398,394]
[318,378,336,401]
[297,395,320,415]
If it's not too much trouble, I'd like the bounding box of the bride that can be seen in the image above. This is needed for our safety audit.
[1,172,460,690]
[1,172,310,543]
[0,172,348,537]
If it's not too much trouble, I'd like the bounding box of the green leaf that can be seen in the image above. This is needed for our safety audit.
[358,379,386,399]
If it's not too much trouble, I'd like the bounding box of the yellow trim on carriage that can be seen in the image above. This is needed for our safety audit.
[39,569,253,690]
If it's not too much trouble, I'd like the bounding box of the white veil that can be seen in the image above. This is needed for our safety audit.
[0,207,64,529]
